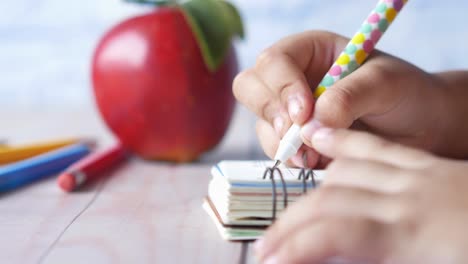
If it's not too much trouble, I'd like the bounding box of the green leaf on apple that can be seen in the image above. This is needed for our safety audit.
[125,0,244,72]
[181,0,244,72]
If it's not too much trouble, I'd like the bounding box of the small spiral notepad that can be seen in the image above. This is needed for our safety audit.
[203,160,324,241]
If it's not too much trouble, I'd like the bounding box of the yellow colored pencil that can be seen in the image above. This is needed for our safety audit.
[0,139,80,165]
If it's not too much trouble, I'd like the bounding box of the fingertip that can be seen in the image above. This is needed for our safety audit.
[314,87,355,129]
[255,234,274,263]
[268,223,333,264]
[256,220,286,262]
[263,255,280,264]
[253,237,265,260]
[300,119,323,146]
[311,128,336,154]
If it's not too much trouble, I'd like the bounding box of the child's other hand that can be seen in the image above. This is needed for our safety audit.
[233,31,444,168]
[255,128,468,264]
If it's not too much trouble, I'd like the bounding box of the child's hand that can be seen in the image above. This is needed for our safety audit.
[255,128,468,264]
[233,31,445,168]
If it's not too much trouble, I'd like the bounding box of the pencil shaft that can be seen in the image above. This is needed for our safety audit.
[314,0,408,97]
[68,143,127,187]
[0,143,91,192]
[67,143,126,177]
[0,139,79,164]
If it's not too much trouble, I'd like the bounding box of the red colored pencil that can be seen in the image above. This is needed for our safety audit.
[57,143,127,192]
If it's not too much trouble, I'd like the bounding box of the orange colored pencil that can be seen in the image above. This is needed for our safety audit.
[0,139,80,165]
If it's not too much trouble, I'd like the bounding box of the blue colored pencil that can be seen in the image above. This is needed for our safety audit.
[0,143,92,192]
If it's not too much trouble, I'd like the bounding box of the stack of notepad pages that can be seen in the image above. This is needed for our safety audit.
[203,160,324,241]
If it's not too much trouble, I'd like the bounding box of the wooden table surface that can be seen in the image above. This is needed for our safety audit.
[0,105,264,264]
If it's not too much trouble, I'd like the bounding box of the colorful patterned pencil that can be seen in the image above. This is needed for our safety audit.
[314,0,409,97]
[274,0,409,164]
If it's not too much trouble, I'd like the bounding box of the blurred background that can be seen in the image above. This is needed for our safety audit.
[0,0,467,110]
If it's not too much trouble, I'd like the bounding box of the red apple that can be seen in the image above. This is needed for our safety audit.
[92,1,243,162]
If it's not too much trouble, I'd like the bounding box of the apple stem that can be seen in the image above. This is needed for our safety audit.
[123,0,180,6]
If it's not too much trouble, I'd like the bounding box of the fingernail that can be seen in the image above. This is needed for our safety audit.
[273,116,284,136]
[263,255,279,264]
[312,128,334,147]
[301,119,323,140]
[288,96,303,120]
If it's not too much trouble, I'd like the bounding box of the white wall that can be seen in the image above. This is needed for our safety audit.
[1,0,467,110]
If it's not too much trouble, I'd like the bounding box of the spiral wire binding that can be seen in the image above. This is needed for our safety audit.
[298,169,317,194]
[262,166,287,222]
[298,152,317,193]
[263,154,318,222]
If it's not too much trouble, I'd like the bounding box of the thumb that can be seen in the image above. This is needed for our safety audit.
[316,64,389,128]
[300,58,402,147]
